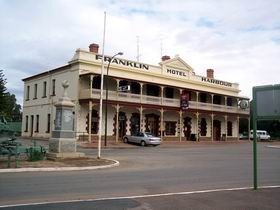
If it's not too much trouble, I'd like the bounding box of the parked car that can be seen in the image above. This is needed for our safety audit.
[249,130,271,141]
[123,132,161,146]
[239,132,249,140]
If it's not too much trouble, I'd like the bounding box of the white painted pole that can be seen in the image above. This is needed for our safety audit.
[98,11,106,159]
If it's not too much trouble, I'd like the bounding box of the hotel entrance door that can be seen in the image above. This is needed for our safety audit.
[183,117,192,140]
[213,120,221,141]
[145,114,159,137]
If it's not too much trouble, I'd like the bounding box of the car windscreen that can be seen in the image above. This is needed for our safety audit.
[145,132,154,137]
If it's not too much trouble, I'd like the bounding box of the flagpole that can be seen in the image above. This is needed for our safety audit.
[98,11,106,159]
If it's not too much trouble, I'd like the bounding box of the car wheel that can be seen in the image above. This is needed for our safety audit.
[124,137,128,143]
[140,141,146,147]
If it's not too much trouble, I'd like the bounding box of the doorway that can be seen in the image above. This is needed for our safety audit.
[145,114,159,136]
[130,113,140,135]
[213,120,221,141]
[183,117,192,140]
[118,112,127,139]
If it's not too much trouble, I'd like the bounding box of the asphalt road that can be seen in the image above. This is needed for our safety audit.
[2,187,279,210]
[0,142,279,209]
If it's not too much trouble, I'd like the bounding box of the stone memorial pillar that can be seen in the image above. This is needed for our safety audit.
[47,80,84,159]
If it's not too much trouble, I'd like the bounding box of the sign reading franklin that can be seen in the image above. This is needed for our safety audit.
[96,55,149,70]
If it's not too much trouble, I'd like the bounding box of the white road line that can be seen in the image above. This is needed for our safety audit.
[266,145,280,149]
[0,185,279,208]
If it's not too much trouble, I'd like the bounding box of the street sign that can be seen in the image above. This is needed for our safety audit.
[254,85,280,119]
[180,92,190,111]
[252,84,280,190]
[118,85,130,92]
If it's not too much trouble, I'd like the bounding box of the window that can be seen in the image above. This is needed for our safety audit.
[130,82,140,94]
[46,114,50,133]
[25,116,29,132]
[165,121,176,135]
[35,114,39,132]
[26,86,30,101]
[137,132,144,137]
[227,121,232,136]
[146,84,160,96]
[227,97,233,106]
[42,81,47,98]
[200,93,207,103]
[34,84,38,99]
[165,87,174,98]
[52,79,56,96]
[213,95,221,104]
[92,76,101,89]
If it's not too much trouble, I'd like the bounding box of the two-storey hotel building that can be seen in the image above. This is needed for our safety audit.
[22,43,250,142]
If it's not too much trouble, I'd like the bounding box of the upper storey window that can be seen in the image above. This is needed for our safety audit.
[43,81,47,98]
[52,79,56,96]
[92,76,101,89]
[165,87,174,98]
[146,84,160,97]
[26,85,30,101]
[33,84,38,99]
[199,93,207,103]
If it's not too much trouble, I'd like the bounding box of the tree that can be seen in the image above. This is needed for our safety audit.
[0,70,8,116]
[5,93,22,121]
[0,70,22,121]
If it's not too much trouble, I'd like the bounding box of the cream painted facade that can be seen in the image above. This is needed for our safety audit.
[22,44,250,142]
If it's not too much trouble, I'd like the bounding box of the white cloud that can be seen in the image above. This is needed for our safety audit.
[1,0,280,105]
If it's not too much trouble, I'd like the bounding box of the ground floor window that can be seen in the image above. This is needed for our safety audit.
[46,114,50,133]
[35,114,39,132]
[165,121,176,135]
[227,121,232,136]
[25,115,28,132]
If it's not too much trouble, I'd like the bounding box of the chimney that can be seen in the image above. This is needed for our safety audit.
[89,43,99,53]
[207,69,214,78]
[161,55,171,62]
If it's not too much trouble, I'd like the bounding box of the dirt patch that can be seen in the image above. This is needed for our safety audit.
[0,156,115,169]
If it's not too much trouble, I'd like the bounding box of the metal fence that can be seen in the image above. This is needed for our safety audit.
[0,122,22,137]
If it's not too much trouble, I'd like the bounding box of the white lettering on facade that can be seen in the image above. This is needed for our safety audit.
[166,68,187,77]
[201,77,232,87]
[96,55,149,70]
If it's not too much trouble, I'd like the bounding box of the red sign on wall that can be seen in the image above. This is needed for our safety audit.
[181,92,190,111]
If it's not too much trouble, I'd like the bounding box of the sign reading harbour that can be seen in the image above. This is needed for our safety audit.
[201,77,232,87]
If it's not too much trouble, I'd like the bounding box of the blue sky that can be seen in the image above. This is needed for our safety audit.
[1,0,280,105]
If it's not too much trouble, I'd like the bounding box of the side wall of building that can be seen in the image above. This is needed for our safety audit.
[22,66,79,139]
